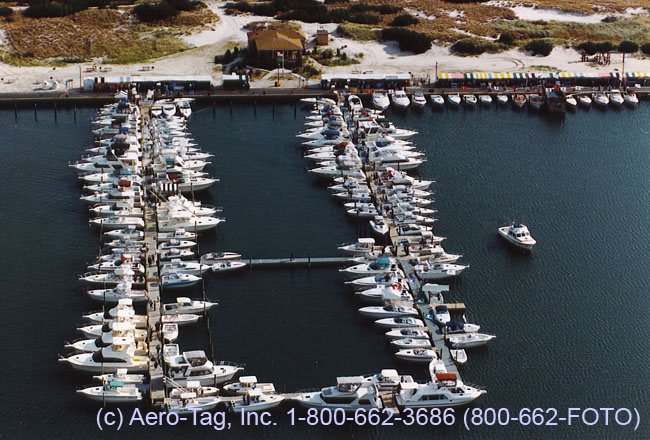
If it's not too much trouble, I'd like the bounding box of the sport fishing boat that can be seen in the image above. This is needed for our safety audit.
[229,390,284,413]
[166,349,243,386]
[77,380,144,403]
[395,372,486,408]
[295,376,383,411]
[222,376,276,396]
[372,90,390,110]
[211,261,247,273]
[59,337,149,373]
[162,297,216,315]
[497,221,536,250]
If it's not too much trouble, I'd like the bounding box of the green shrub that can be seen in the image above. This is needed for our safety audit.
[380,28,432,54]
[497,31,515,45]
[328,7,348,22]
[389,13,418,27]
[350,12,379,25]
[641,42,650,56]
[375,4,401,14]
[524,39,553,56]
[321,48,334,59]
[618,40,639,53]
[133,2,178,21]
[451,39,483,55]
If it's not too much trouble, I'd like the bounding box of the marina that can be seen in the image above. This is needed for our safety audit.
[1,96,649,439]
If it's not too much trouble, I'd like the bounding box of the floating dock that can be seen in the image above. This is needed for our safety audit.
[247,256,353,268]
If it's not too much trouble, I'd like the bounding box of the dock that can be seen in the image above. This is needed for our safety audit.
[247,256,353,268]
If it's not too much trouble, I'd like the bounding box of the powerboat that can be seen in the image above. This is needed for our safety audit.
[77,380,144,403]
[93,368,145,384]
[347,95,363,112]
[89,216,144,231]
[374,316,424,329]
[355,283,412,304]
[528,94,544,110]
[496,94,508,105]
[338,238,378,255]
[358,305,419,319]
[395,348,439,363]
[159,248,195,261]
[167,349,243,386]
[385,328,429,340]
[59,337,149,373]
[624,91,639,107]
[430,95,445,107]
[161,260,210,277]
[345,272,404,289]
[222,376,276,395]
[391,90,410,111]
[229,390,284,413]
[158,239,196,251]
[372,90,390,110]
[396,372,486,408]
[593,93,609,107]
[463,94,477,107]
[166,392,221,414]
[211,260,246,272]
[512,94,526,109]
[444,320,481,334]
[339,258,399,277]
[295,377,383,411]
[565,95,577,110]
[369,216,389,236]
[200,252,242,264]
[411,91,427,109]
[578,94,592,107]
[390,338,432,350]
[162,272,201,288]
[478,94,492,106]
[446,333,496,348]
[497,221,536,250]
[447,93,461,107]
[85,283,148,303]
[609,90,624,107]
[432,305,451,325]
[415,262,468,280]
[158,228,197,242]
[162,297,216,314]
[103,225,143,241]
[451,349,468,365]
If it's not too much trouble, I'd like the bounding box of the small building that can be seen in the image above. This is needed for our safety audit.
[316,29,329,46]
[89,75,212,93]
[247,28,306,69]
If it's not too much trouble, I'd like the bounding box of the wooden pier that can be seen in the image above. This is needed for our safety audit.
[247,256,353,268]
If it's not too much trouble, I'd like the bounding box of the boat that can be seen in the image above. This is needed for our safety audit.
[478,95,492,106]
[159,248,195,261]
[624,91,639,107]
[162,323,179,342]
[162,103,177,118]
[496,94,508,105]
[358,305,419,319]
[594,93,609,107]
[444,320,481,334]
[447,93,461,107]
[528,94,544,110]
[338,238,379,255]
[339,258,399,278]
[385,328,430,340]
[174,98,193,118]
[432,305,451,325]
[294,377,383,411]
[497,221,536,250]
[162,297,216,315]
[391,90,410,111]
[371,90,390,110]
[161,259,210,277]
[167,349,243,386]
[93,368,145,384]
[161,313,201,326]
[374,316,424,329]
[167,380,219,398]
[211,260,247,272]
[411,91,427,109]
[414,262,469,280]
[77,380,144,403]
[200,251,242,264]
[430,95,445,107]
[345,272,404,289]
[222,376,276,395]
[355,283,412,304]
[158,239,196,251]
[158,228,197,242]
[450,349,468,365]
[166,392,221,414]
[565,95,577,110]
[85,282,148,303]
[395,372,486,408]
[161,272,201,288]
[512,94,527,109]
[390,338,432,350]
[157,212,223,233]
[229,390,284,413]
[446,333,496,348]
[103,225,144,241]
[59,337,149,373]
[463,94,477,107]
[89,216,144,231]
[347,95,363,112]
[369,216,389,236]
[609,90,624,107]
[578,94,592,107]
[395,348,439,363]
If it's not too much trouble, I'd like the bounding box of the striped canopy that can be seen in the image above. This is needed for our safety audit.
[625,72,650,78]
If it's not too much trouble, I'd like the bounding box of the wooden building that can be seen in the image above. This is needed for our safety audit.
[247,28,306,69]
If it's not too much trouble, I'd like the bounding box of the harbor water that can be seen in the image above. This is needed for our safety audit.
[0,102,648,439]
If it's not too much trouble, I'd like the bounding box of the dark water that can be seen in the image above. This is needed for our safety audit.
[0,102,648,439]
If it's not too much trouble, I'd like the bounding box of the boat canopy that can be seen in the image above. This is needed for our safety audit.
[435,305,448,312]
[358,238,376,245]
[323,129,340,137]
[337,376,364,384]
[422,284,450,293]
[446,321,465,331]
[376,257,391,265]
[435,373,457,381]
[239,376,258,384]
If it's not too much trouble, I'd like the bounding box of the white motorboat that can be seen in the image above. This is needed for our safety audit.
[358,305,419,319]
[345,272,404,289]
[347,94,363,112]
[161,260,210,277]
[158,239,196,251]
[222,376,276,395]
[340,258,399,277]
[162,272,201,288]
[229,390,284,413]
[447,93,461,106]
[528,94,544,110]
[565,95,577,109]
[93,368,145,384]
[395,348,439,363]
[432,305,451,325]
[90,202,143,219]
[430,94,445,107]
[446,333,496,348]
[346,205,378,218]
[594,93,609,107]
[174,98,193,118]
[211,261,246,273]
[497,221,536,250]
[157,213,224,233]
[624,91,639,107]
[396,372,486,408]
[478,94,492,106]
[512,94,527,108]
[338,238,379,255]
[369,216,389,236]
[77,380,144,403]
[463,94,477,107]
[415,262,469,280]
[85,282,147,303]
[355,283,412,304]
[162,323,179,342]
[162,103,177,118]
[385,328,429,340]
[609,90,624,107]
[411,91,427,109]
[295,377,383,411]
[391,90,410,111]
[578,94,592,107]
[67,321,147,352]
[158,228,197,242]
[450,349,468,365]
[167,350,243,386]
[200,252,242,264]
[444,320,481,334]
[161,313,202,326]
[87,258,144,274]
[105,238,145,249]
[166,392,221,414]
[167,380,219,398]
[162,297,216,314]
[496,94,509,105]
[372,89,390,110]
[59,338,149,373]
[390,338,432,350]
[374,316,424,329]
[89,216,144,231]
[159,248,195,261]
[103,225,143,241]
